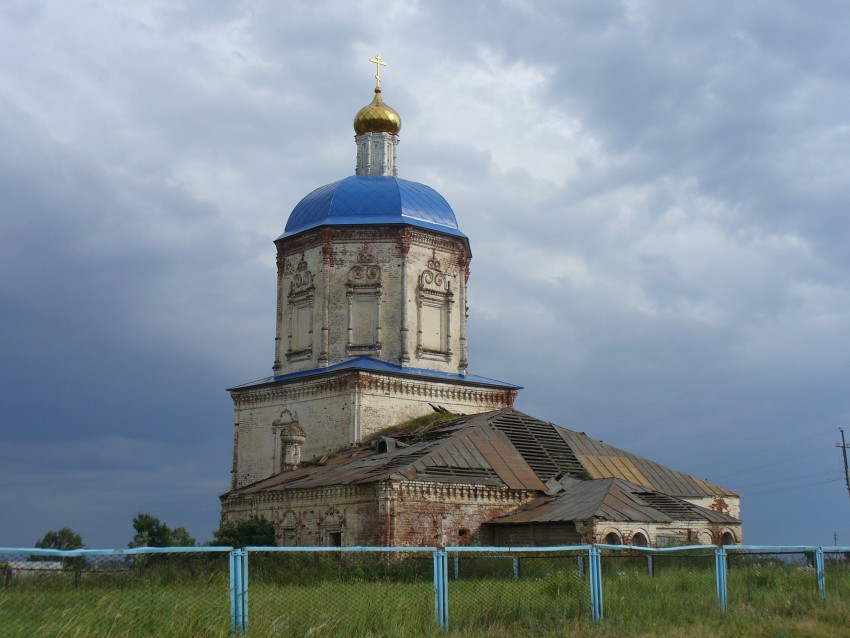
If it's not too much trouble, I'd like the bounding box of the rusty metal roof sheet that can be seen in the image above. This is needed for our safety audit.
[461,409,736,498]
[554,426,737,498]
[492,478,740,525]
[227,409,735,503]
[230,413,546,495]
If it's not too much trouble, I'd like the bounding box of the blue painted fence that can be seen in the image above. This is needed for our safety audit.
[2,543,849,633]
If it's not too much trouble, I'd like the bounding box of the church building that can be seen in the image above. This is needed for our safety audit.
[220,60,742,548]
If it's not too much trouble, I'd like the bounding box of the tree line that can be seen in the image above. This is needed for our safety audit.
[33,514,274,551]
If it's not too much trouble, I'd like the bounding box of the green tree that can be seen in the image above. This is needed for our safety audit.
[129,513,196,548]
[212,516,275,548]
[33,527,85,568]
[35,527,84,551]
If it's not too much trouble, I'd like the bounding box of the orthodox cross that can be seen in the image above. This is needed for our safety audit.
[369,54,388,88]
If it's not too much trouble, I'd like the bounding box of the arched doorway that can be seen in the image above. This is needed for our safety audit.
[721,531,735,546]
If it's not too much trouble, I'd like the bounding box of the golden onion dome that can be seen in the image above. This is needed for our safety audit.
[353,87,401,136]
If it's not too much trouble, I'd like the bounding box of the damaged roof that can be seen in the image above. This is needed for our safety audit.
[492,477,740,525]
[227,409,737,504]
[229,412,546,495]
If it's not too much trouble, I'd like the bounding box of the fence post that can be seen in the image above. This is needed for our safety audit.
[816,547,825,599]
[230,549,247,634]
[647,554,654,577]
[714,547,728,612]
[589,546,603,622]
[433,549,448,629]
[241,549,250,630]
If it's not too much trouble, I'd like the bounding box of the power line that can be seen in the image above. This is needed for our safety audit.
[744,477,843,498]
[730,470,843,491]
[707,445,830,481]
[689,425,838,475]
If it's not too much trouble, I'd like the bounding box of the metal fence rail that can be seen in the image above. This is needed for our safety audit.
[0,546,232,637]
[2,543,850,635]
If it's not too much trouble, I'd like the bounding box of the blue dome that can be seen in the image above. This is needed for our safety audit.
[279,176,467,241]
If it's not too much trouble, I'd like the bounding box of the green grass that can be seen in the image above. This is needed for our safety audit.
[2,561,850,637]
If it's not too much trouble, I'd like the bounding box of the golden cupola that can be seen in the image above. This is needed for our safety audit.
[354,55,401,177]
[353,87,402,135]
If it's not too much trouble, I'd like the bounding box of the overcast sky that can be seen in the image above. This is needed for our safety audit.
[2,0,849,548]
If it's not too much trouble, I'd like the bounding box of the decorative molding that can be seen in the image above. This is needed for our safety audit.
[225,484,376,508]
[289,254,314,295]
[223,480,535,511]
[348,264,381,284]
[390,481,536,504]
[406,228,466,255]
[230,370,517,407]
[347,261,382,353]
[416,253,454,359]
[275,226,467,261]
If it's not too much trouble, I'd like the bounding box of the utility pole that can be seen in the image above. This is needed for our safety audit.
[837,428,850,502]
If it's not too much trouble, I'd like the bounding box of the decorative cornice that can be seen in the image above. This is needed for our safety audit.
[232,374,355,406]
[224,483,375,507]
[231,369,517,407]
[388,481,535,503]
[275,226,468,261]
[223,480,534,508]
[406,228,467,256]
[355,372,514,405]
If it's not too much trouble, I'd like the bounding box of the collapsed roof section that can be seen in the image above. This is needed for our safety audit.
[227,408,738,527]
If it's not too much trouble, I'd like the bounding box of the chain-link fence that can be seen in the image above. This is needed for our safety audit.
[0,547,232,638]
[726,548,822,615]
[243,547,436,637]
[599,545,718,624]
[445,547,592,633]
[823,549,850,600]
[2,543,850,635]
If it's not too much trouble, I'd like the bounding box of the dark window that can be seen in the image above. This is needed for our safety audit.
[327,531,342,547]
[631,532,648,547]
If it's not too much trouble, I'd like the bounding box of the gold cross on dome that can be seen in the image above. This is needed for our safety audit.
[369,54,388,88]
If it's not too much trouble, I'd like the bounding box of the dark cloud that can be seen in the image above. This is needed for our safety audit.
[1,1,848,547]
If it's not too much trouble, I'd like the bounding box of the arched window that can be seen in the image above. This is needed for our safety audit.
[347,263,382,353]
[604,531,621,545]
[721,531,735,546]
[630,532,648,547]
[416,258,454,361]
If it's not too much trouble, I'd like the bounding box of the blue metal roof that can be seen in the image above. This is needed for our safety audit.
[279,176,467,241]
[228,357,520,392]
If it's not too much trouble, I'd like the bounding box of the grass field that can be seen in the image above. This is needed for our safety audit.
[2,555,850,637]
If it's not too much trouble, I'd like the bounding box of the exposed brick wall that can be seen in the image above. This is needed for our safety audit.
[221,480,536,547]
